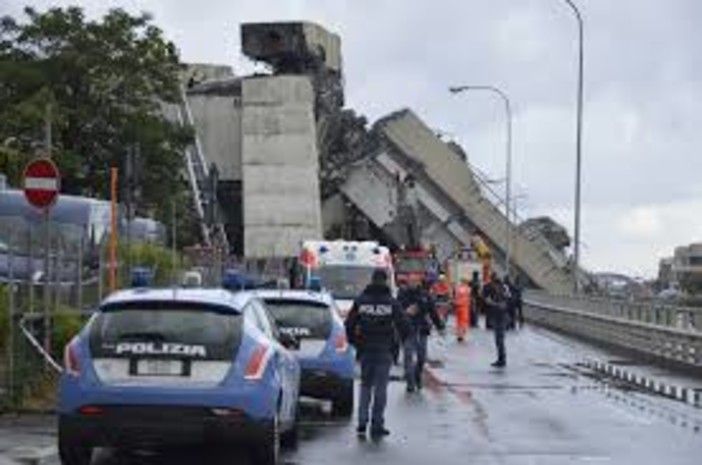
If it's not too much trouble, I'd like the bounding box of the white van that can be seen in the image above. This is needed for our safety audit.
[299,240,396,318]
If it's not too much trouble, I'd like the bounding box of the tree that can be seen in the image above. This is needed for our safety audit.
[0,6,199,244]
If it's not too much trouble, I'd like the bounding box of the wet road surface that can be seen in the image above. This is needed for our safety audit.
[3,323,702,465]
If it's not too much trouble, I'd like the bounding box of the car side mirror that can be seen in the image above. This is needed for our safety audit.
[279,332,299,350]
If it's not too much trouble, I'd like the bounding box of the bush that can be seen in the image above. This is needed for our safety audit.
[52,309,85,357]
[126,242,184,286]
[97,241,187,293]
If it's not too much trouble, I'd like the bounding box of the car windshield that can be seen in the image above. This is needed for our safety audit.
[263,299,333,339]
[89,304,242,360]
[316,266,376,300]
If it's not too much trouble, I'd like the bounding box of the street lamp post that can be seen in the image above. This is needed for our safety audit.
[449,85,513,277]
[562,0,585,293]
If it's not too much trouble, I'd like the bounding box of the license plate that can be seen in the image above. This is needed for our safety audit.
[297,340,326,357]
[136,359,184,376]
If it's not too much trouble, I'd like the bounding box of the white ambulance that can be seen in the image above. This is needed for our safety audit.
[299,240,396,319]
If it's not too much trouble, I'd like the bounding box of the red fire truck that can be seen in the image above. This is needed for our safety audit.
[394,248,436,287]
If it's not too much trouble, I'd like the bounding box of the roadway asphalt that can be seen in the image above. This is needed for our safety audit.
[2,322,702,465]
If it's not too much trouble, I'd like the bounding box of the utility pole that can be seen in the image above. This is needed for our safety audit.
[77,228,84,312]
[44,102,52,157]
[28,227,34,314]
[560,0,585,293]
[7,243,15,404]
[125,145,134,276]
[171,200,177,286]
[109,168,119,292]
[449,85,514,277]
[42,101,52,359]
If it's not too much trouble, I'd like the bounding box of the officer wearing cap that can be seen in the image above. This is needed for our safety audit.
[346,268,409,440]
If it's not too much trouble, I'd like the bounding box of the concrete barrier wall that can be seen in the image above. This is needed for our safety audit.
[526,291,702,331]
[525,291,702,369]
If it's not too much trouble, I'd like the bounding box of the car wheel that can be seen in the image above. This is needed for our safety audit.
[280,405,300,450]
[332,380,354,418]
[58,421,92,465]
[252,414,280,465]
[280,414,300,450]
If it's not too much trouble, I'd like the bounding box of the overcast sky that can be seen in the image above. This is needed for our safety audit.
[4,0,701,277]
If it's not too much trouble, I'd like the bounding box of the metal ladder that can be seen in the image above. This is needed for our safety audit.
[176,87,229,251]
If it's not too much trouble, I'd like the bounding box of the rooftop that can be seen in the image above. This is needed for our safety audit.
[101,288,251,312]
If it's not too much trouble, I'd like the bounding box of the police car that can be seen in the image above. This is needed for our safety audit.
[255,289,356,416]
[58,288,300,465]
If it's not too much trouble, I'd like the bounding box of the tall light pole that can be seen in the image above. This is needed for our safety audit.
[449,85,513,277]
[562,0,585,293]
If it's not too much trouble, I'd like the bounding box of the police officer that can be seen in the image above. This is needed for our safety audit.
[483,273,508,367]
[398,274,445,392]
[504,276,516,330]
[469,271,481,328]
[346,269,409,440]
[507,276,524,328]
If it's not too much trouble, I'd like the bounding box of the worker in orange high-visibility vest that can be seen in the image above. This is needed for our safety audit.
[454,278,471,342]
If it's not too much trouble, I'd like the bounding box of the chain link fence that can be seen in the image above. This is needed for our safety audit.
[1,241,294,410]
[0,191,295,411]
[0,234,195,410]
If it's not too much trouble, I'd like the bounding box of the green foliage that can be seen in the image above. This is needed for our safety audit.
[52,309,85,357]
[122,242,186,286]
[0,145,24,187]
[0,6,194,231]
[155,187,203,250]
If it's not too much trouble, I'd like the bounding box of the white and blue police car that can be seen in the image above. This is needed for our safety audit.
[254,289,356,416]
[58,288,300,465]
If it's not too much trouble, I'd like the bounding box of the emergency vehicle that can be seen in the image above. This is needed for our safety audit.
[445,235,492,287]
[299,240,396,318]
[393,247,436,287]
[58,289,301,465]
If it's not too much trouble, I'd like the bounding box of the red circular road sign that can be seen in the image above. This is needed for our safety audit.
[23,158,61,210]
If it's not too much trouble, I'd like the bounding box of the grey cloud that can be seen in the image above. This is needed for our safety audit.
[4,0,701,275]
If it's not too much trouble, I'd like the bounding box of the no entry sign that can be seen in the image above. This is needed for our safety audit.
[23,158,61,210]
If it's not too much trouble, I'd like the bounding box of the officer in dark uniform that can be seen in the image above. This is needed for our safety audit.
[398,275,445,392]
[346,269,409,440]
[469,271,481,328]
[504,276,517,330]
[483,273,508,367]
[508,277,524,328]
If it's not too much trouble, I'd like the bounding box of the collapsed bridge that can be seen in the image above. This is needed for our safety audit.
[181,21,580,293]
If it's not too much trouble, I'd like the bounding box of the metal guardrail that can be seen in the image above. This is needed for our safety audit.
[526,291,702,331]
[524,291,702,369]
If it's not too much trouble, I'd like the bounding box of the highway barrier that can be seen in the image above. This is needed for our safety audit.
[524,291,702,370]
